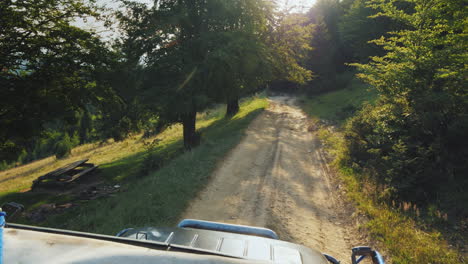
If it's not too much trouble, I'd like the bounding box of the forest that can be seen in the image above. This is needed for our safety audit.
[1,0,467,261]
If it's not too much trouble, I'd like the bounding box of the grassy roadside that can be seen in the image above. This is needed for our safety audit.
[299,81,377,124]
[299,85,461,263]
[1,96,268,234]
[44,96,268,234]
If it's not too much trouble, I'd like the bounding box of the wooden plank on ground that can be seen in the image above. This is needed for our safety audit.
[32,159,90,189]
[45,159,89,179]
[64,165,98,183]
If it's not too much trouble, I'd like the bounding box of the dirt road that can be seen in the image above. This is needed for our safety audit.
[182,96,352,261]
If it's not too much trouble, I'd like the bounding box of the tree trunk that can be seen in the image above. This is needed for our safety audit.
[226,97,240,117]
[182,110,198,150]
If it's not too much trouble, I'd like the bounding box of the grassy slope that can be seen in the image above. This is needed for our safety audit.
[1,96,268,235]
[300,82,460,263]
[300,79,377,124]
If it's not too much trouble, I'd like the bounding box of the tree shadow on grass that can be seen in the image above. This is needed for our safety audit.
[0,107,265,232]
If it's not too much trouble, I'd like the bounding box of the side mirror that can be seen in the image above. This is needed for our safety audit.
[351,246,385,264]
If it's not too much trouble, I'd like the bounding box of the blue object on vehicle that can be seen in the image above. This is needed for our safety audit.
[323,253,340,264]
[352,246,385,264]
[115,228,134,237]
[0,210,6,264]
[178,219,279,239]
[373,250,385,264]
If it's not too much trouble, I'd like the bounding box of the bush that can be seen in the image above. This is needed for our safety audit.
[111,116,132,141]
[139,142,185,177]
[140,152,165,176]
[344,102,421,201]
[343,98,468,205]
[0,140,23,164]
[55,133,73,159]
[143,120,167,139]
[0,160,8,171]
[347,0,468,207]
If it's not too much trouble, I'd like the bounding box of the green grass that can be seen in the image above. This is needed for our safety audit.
[299,78,377,123]
[337,165,460,263]
[300,82,461,263]
[29,96,268,234]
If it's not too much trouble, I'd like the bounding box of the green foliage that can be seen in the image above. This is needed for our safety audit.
[0,140,22,164]
[300,73,377,123]
[0,161,8,171]
[31,131,62,160]
[139,142,185,177]
[303,0,400,93]
[206,31,274,103]
[55,133,73,159]
[117,0,277,148]
[303,0,345,93]
[302,85,463,263]
[345,0,467,204]
[269,13,313,86]
[0,0,112,163]
[40,97,268,234]
[78,110,94,144]
[140,152,166,177]
[112,116,133,142]
[337,165,461,263]
[338,0,396,62]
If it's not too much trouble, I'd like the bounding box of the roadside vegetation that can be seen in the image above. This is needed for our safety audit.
[301,86,461,263]
[299,76,377,124]
[49,97,267,234]
[297,0,466,263]
[1,96,267,233]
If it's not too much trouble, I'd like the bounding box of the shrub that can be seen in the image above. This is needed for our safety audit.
[140,152,165,176]
[343,97,468,205]
[111,116,133,141]
[55,133,73,159]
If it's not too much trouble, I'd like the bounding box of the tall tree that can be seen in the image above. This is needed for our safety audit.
[214,3,314,114]
[0,0,110,162]
[269,12,314,89]
[206,0,275,117]
[305,0,344,92]
[118,0,213,149]
[338,0,397,62]
[205,31,274,117]
[118,0,277,148]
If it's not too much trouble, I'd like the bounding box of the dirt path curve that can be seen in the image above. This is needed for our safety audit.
[182,96,352,261]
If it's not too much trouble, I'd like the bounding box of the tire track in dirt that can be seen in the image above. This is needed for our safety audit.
[182,96,352,262]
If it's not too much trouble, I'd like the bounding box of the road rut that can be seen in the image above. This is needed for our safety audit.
[182,96,352,261]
